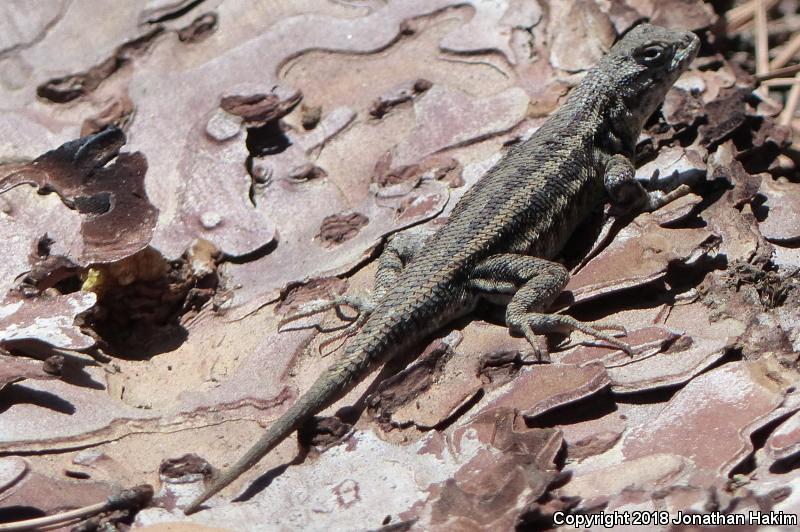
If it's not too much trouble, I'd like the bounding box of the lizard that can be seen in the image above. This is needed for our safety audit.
[185,23,699,514]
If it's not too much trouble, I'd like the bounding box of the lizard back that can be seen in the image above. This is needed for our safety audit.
[365,74,615,335]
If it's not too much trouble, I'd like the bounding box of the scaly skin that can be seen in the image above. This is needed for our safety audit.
[185,24,699,514]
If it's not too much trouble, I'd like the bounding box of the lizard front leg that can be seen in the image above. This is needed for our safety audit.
[604,153,691,215]
[280,231,427,341]
[469,254,632,357]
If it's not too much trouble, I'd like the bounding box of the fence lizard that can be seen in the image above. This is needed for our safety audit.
[186,23,699,514]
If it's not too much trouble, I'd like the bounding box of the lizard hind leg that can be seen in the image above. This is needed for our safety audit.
[470,254,633,358]
[279,230,428,347]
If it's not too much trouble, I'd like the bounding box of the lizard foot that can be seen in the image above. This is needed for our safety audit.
[279,293,376,353]
[312,311,370,354]
[509,312,634,356]
[279,294,376,329]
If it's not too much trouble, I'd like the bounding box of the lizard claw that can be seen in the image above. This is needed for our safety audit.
[526,336,552,364]
[513,323,550,363]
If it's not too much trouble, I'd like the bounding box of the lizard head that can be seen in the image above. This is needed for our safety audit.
[601,23,700,130]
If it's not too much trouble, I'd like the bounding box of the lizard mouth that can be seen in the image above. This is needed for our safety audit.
[672,32,700,70]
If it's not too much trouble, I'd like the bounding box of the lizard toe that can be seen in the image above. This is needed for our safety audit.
[279,293,376,330]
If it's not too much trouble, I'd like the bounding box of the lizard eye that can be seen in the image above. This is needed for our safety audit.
[637,44,667,66]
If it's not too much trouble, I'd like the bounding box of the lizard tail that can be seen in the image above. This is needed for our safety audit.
[184,342,373,514]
